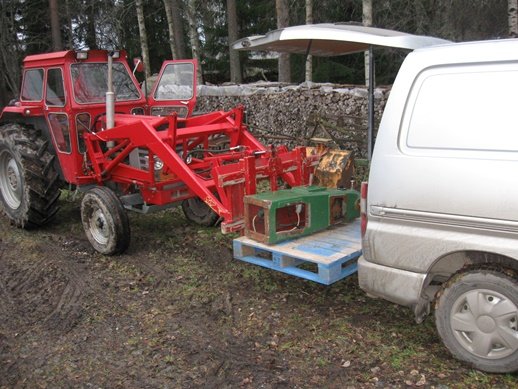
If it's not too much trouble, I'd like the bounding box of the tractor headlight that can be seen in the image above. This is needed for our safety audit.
[153,157,164,171]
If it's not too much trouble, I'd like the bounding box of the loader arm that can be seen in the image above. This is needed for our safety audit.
[81,107,319,232]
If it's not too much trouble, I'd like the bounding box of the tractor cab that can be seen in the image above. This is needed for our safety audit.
[0,50,197,185]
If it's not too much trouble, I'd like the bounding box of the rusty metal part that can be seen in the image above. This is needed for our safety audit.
[312,149,354,189]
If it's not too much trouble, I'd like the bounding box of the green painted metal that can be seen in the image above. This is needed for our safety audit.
[343,189,360,222]
[244,186,360,244]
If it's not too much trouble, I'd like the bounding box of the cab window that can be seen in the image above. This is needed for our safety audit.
[21,69,44,101]
[46,68,66,106]
[154,63,194,100]
[48,113,71,153]
[71,62,141,104]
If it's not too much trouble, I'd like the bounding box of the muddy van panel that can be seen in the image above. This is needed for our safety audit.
[359,39,518,373]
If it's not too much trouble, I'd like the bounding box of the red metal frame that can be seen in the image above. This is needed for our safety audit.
[80,106,319,232]
[1,50,320,233]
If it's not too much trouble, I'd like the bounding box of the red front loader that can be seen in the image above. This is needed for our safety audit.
[0,50,318,254]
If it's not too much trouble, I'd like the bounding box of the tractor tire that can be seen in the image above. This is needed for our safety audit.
[435,268,518,373]
[181,196,219,227]
[81,186,130,255]
[0,123,61,228]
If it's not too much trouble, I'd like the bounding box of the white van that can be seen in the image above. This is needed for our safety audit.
[359,39,518,373]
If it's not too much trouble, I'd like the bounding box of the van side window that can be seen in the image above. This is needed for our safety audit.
[46,68,66,106]
[404,65,518,152]
[21,69,44,101]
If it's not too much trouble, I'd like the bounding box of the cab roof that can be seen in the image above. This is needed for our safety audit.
[23,50,128,67]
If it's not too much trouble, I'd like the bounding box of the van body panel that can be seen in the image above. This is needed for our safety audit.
[358,256,426,306]
[363,216,518,273]
[359,38,518,307]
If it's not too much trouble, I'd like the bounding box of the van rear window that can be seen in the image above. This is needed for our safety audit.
[404,64,518,152]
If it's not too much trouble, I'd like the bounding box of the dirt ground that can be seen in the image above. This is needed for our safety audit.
[0,194,516,388]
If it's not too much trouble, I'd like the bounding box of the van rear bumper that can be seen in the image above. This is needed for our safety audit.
[358,256,426,307]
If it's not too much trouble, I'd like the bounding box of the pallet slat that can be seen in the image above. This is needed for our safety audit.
[233,220,361,285]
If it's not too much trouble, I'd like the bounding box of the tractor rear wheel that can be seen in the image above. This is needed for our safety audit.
[0,123,60,227]
[181,196,219,227]
[81,186,130,255]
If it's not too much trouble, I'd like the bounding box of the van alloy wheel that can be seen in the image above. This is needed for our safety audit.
[435,269,518,373]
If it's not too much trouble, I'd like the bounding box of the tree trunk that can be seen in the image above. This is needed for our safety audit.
[136,0,151,94]
[0,0,21,97]
[186,0,203,84]
[85,2,97,49]
[227,0,242,83]
[163,0,178,58]
[0,72,7,107]
[305,0,312,83]
[49,0,62,51]
[509,0,518,37]
[275,0,290,83]
[362,0,373,86]
[64,0,74,48]
[171,0,187,59]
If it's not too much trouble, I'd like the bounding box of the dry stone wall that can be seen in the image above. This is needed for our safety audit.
[196,82,389,158]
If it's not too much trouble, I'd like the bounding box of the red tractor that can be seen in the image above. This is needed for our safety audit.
[0,50,318,254]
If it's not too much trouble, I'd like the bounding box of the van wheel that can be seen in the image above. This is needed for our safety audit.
[435,269,518,373]
[0,123,60,227]
[81,186,130,255]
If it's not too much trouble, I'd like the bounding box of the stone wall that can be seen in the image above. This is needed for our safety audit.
[196,82,390,158]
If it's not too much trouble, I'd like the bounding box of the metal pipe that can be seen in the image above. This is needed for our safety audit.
[106,52,115,130]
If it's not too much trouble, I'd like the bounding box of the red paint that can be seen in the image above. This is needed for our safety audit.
[0,50,318,232]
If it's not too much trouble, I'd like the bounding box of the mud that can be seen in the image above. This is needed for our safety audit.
[0,199,515,388]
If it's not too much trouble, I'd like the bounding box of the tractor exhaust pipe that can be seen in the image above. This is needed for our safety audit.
[106,52,115,130]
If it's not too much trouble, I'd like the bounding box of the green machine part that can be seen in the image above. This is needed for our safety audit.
[244,186,360,245]
[343,188,360,222]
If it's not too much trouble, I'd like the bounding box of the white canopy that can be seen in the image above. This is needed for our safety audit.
[232,23,451,56]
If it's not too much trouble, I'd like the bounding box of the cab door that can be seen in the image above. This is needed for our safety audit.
[147,60,197,118]
[44,67,80,183]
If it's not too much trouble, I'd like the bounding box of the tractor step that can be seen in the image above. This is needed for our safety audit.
[233,219,361,285]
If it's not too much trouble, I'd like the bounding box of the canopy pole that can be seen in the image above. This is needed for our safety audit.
[367,45,375,160]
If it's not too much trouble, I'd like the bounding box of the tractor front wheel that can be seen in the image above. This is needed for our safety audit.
[181,197,219,227]
[81,186,130,255]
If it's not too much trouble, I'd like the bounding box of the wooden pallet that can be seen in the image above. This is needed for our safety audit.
[233,219,361,285]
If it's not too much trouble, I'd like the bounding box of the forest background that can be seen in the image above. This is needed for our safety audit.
[1,0,517,106]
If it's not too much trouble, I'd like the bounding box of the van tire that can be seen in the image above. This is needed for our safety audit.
[435,269,518,373]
